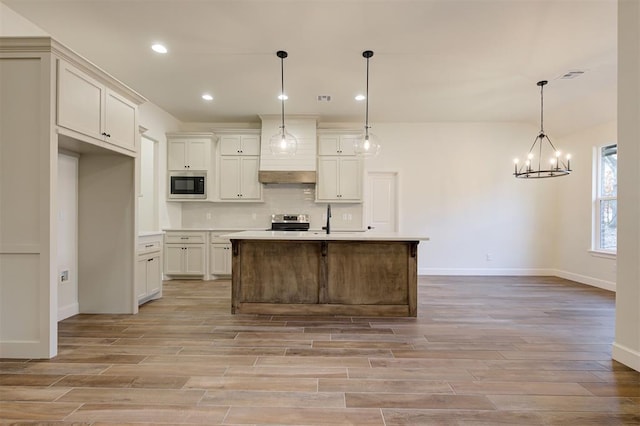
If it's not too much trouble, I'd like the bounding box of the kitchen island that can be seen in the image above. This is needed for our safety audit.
[226,231,429,317]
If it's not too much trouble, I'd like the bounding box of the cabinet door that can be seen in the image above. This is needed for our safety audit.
[164,245,185,274]
[318,135,340,155]
[240,135,261,155]
[57,60,103,139]
[186,139,209,170]
[219,157,241,199]
[338,158,362,200]
[168,140,188,170]
[185,245,205,275]
[146,256,162,295]
[220,135,242,155]
[104,89,136,151]
[317,157,339,200]
[240,157,261,199]
[210,244,230,275]
[136,257,147,300]
[338,135,357,156]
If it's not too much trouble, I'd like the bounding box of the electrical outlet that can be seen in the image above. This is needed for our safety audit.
[347,213,352,221]
[252,213,257,220]
[60,270,69,283]
[485,253,492,261]
[342,213,348,221]
[206,212,212,220]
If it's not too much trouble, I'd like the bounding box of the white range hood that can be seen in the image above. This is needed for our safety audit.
[259,115,317,184]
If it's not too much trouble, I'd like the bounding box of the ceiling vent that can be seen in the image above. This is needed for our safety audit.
[559,70,586,80]
[317,95,332,102]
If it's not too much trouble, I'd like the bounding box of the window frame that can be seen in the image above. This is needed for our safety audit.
[592,143,617,257]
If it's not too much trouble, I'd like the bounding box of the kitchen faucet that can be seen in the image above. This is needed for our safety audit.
[325,204,331,234]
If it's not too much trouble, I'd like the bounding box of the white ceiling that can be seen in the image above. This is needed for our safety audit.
[2,0,617,136]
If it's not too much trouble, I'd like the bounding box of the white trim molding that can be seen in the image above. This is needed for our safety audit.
[419,268,556,276]
[612,342,640,372]
[553,269,616,292]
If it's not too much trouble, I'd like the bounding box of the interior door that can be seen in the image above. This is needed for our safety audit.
[365,171,398,233]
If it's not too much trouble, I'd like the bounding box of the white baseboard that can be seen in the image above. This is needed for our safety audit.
[418,268,616,292]
[419,268,556,276]
[553,269,616,292]
[58,302,79,321]
[612,342,640,372]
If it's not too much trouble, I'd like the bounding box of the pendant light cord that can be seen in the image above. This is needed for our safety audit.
[362,50,374,138]
[276,51,288,132]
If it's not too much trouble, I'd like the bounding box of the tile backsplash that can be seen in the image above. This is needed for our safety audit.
[181,184,363,230]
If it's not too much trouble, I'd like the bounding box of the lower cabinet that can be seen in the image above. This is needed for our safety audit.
[136,233,163,304]
[136,255,161,302]
[164,231,206,277]
[164,244,206,276]
[210,242,232,275]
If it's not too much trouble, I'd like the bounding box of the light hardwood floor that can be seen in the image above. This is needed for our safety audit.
[1,276,639,425]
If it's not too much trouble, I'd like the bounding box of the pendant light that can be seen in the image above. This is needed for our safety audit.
[354,50,381,156]
[269,50,297,156]
[513,80,571,178]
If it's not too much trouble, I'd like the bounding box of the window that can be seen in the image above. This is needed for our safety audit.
[594,144,617,253]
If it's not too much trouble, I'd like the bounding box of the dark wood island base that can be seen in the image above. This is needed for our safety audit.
[230,238,419,317]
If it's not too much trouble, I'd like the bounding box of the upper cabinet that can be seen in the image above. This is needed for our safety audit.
[316,132,363,202]
[57,60,138,153]
[219,135,260,156]
[318,134,357,156]
[216,131,262,201]
[167,133,212,171]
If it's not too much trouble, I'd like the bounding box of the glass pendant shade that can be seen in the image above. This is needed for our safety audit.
[269,127,297,156]
[356,50,381,157]
[270,50,297,156]
[354,129,381,156]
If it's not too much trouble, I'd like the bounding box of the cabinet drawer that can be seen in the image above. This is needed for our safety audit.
[209,232,233,243]
[138,240,161,253]
[165,232,206,244]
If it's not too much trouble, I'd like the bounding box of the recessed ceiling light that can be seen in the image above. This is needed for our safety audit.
[202,93,213,101]
[151,43,168,54]
[278,94,288,100]
[355,94,366,101]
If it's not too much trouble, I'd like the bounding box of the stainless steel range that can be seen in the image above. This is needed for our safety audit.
[270,214,310,231]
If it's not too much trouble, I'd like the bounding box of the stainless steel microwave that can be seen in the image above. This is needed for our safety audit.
[169,172,206,199]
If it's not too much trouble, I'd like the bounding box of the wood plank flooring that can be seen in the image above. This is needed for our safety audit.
[1,276,639,425]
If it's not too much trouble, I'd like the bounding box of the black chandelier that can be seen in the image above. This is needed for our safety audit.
[513,80,571,178]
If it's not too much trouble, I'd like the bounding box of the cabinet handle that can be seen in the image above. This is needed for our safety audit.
[180,237,189,240]
[145,244,154,248]
[101,132,111,138]
[147,258,153,262]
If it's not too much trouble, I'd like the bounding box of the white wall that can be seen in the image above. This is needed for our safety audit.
[57,153,79,320]
[138,101,182,229]
[554,121,617,290]
[614,0,640,372]
[364,122,557,274]
[0,2,47,36]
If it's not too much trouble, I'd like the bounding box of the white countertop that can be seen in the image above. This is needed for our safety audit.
[224,230,429,242]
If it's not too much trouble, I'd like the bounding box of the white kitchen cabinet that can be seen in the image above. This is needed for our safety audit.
[136,234,163,303]
[219,156,261,200]
[167,134,212,171]
[220,134,261,156]
[136,255,161,302]
[164,231,206,276]
[318,134,357,156]
[316,156,362,201]
[57,60,137,152]
[210,243,232,275]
